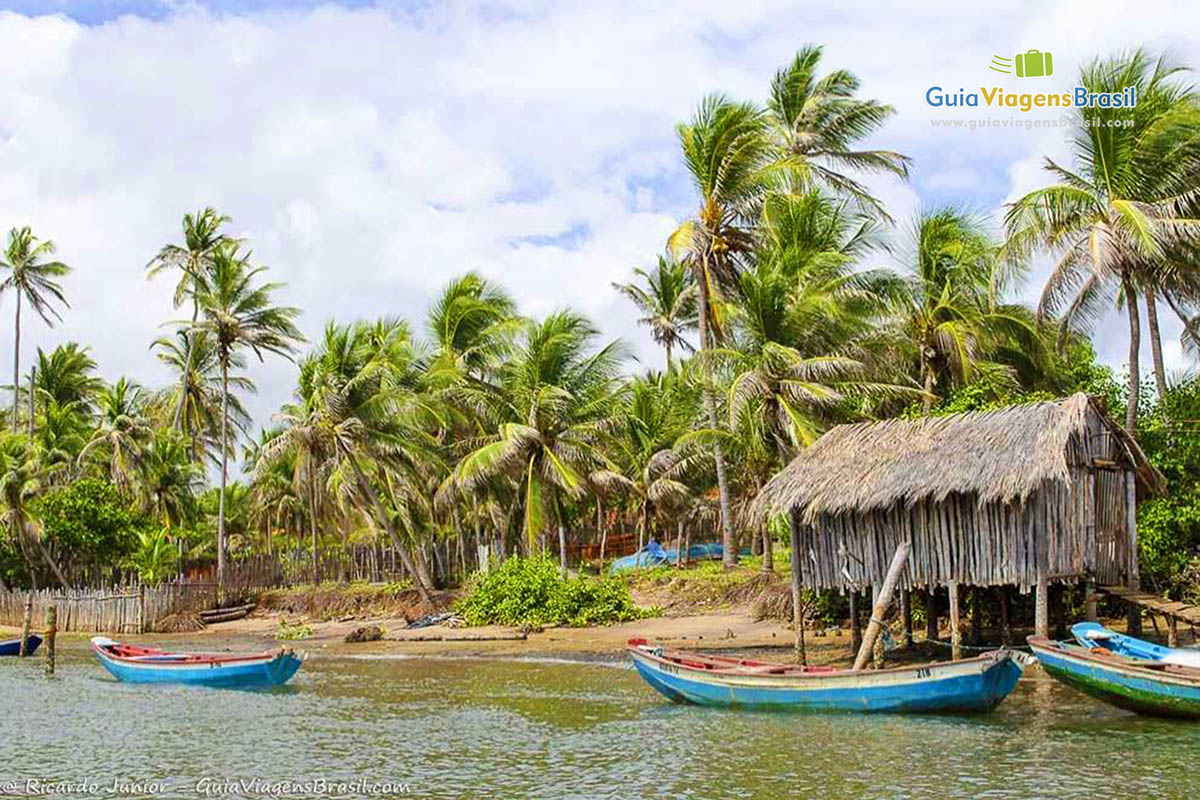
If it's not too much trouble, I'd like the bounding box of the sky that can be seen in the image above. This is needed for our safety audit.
[0,0,1196,451]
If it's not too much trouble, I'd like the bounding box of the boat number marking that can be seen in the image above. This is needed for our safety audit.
[914,667,931,678]
[660,662,678,675]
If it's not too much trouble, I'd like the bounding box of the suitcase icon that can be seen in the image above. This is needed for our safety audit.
[1015,50,1053,78]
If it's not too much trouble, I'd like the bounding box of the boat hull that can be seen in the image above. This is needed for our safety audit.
[0,634,41,656]
[1029,637,1200,719]
[628,643,1025,714]
[91,638,304,688]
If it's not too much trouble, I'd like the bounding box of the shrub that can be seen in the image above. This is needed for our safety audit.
[456,555,653,627]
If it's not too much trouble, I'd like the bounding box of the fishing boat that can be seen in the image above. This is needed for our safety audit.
[0,634,41,656]
[1027,635,1200,719]
[91,636,305,688]
[1071,621,1200,667]
[627,639,1030,713]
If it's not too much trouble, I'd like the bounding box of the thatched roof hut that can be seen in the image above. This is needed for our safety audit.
[755,394,1165,594]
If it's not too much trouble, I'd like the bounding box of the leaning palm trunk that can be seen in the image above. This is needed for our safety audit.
[345,455,432,603]
[696,264,737,568]
[31,521,68,587]
[1123,274,1141,433]
[1145,286,1169,405]
[216,362,229,596]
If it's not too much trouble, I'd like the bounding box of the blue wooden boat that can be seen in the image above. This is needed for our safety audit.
[0,634,41,656]
[1028,635,1200,719]
[91,636,305,688]
[1071,621,1200,668]
[627,639,1029,713]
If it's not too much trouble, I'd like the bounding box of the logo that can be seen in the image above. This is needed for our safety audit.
[990,50,1054,78]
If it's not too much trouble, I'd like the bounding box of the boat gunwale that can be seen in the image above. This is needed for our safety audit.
[91,637,293,667]
[1027,636,1200,687]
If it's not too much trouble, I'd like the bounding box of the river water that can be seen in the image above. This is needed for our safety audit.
[3,643,1197,799]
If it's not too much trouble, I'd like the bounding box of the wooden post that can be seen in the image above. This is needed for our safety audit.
[899,589,912,649]
[1126,470,1142,635]
[925,588,938,642]
[44,605,57,676]
[1053,584,1067,640]
[871,584,884,669]
[849,590,861,653]
[1168,615,1179,648]
[19,590,33,657]
[1035,576,1049,639]
[999,585,1011,645]
[949,581,962,661]
[970,586,982,646]
[137,582,147,635]
[788,508,806,665]
[852,542,910,671]
[1084,580,1098,622]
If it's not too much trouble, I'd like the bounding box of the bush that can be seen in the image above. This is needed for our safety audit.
[456,555,653,627]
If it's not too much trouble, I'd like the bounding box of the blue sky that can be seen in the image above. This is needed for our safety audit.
[0,0,1194,435]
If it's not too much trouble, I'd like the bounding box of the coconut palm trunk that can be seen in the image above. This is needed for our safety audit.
[696,270,737,567]
[1144,286,1169,404]
[1123,274,1141,433]
[11,292,20,433]
[308,468,320,584]
[921,352,935,414]
[216,362,229,595]
[172,303,200,431]
[345,454,432,603]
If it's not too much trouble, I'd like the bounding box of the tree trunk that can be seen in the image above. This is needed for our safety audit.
[216,361,229,596]
[173,299,200,430]
[597,500,607,573]
[921,355,934,414]
[1123,274,1141,433]
[665,341,673,373]
[696,270,737,568]
[11,291,20,433]
[27,365,35,437]
[346,455,432,603]
[32,522,68,587]
[1145,286,1168,404]
[308,468,320,585]
[760,525,773,573]
[557,493,568,579]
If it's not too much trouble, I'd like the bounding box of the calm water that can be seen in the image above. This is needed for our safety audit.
[4,643,1199,799]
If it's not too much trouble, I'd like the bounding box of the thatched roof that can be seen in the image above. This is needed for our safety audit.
[755,393,1166,520]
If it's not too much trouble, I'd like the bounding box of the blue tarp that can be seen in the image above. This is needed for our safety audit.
[608,540,725,573]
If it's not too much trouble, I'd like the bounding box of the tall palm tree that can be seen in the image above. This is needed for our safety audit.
[147,208,236,430]
[0,227,71,431]
[454,311,627,577]
[425,272,516,383]
[34,343,102,410]
[898,208,1038,411]
[152,328,253,463]
[191,244,302,592]
[766,45,910,216]
[79,377,154,496]
[612,256,698,369]
[0,434,67,587]
[1006,50,1200,431]
[670,94,774,567]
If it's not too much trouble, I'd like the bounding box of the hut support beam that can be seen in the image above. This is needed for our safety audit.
[899,590,912,648]
[1126,471,1142,635]
[853,542,910,671]
[788,508,805,665]
[849,591,861,653]
[949,581,962,661]
[999,585,1011,645]
[1084,580,1098,622]
[925,589,937,642]
[1035,576,1049,639]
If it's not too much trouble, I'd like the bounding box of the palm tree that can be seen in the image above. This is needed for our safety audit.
[670,94,774,567]
[425,272,516,383]
[191,244,302,592]
[0,227,71,431]
[766,45,910,216]
[898,208,1038,411]
[612,256,698,369]
[1006,50,1200,431]
[35,343,102,410]
[79,377,154,495]
[147,208,236,430]
[454,311,627,577]
[0,434,67,587]
[142,429,203,529]
[152,329,253,462]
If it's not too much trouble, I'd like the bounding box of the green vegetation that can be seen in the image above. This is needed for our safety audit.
[456,556,654,627]
[276,619,314,640]
[1,45,1199,625]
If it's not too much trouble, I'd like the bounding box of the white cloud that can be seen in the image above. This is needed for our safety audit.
[0,0,1196,456]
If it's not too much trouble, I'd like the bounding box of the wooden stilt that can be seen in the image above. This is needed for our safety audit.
[1035,576,1049,639]
[1053,584,1067,640]
[899,589,912,649]
[925,588,938,642]
[970,587,982,646]
[949,581,962,661]
[871,584,884,669]
[849,590,862,653]
[1084,580,1098,622]
[1126,471,1142,636]
[788,508,805,665]
[999,585,1011,646]
[1169,615,1179,648]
